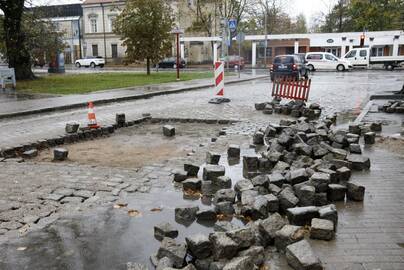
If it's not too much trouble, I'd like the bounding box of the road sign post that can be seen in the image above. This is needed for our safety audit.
[227,19,237,71]
[170,28,184,81]
[236,32,245,79]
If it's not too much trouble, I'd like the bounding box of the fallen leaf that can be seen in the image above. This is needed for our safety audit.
[150,207,162,212]
[183,189,202,198]
[113,203,128,209]
[17,247,27,251]
[128,209,142,217]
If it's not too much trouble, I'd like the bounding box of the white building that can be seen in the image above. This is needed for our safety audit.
[181,30,404,66]
[82,0,126,63]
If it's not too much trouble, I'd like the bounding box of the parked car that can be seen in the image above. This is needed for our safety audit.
[270,55,308,81]
[75,56,105,68]
[305,52,352,71]
[156,57,186,68]
[224,55,245,69]
[342,47,404,70]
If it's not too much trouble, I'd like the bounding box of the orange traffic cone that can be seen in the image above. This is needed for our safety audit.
[87,102,100,129]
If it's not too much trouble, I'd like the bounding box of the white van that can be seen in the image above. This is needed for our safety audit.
[305,52,352,72]
[342,47,404,70]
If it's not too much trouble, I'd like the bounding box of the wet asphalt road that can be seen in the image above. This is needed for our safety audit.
[0,70,403,149]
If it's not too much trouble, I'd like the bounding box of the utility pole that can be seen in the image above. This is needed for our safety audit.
[264,10,267,69]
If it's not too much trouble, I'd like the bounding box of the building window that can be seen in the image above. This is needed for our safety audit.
[90,18,97,33]
[111,44,118,58]
[307,54,323,60]
[92,44,98,57]
[109,16,117,32]
[371,47,383,56]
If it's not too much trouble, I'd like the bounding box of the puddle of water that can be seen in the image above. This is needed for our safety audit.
[0,142,259,269]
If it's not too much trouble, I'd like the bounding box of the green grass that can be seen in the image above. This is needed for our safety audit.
[17,72,214,95]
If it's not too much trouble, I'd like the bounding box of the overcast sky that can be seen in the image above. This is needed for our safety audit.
[30,0,332,22]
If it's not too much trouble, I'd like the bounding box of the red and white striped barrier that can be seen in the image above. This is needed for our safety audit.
[209,61,230,104]
[215,61,224,96]
[272,77,312,102]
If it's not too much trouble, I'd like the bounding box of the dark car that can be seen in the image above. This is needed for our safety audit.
[225,55,245,69]
[156,57,186,68]
[270,55,308,81]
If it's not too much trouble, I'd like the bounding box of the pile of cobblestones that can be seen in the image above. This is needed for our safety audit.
[255,98,322,119]
[145,113,375,270]
[379,100,404,113]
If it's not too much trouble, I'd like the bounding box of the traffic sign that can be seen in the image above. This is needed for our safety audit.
[236,32,245,43]
[228,19,237,32]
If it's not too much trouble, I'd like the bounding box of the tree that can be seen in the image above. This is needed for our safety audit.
[320,0,351,32]
[317,0,404,33]
[114,0,174,75]
[0,1,65,80]
[291,14,308,33]
[187,0,249,37]
[0,0,33,80]
[348,0,403,31]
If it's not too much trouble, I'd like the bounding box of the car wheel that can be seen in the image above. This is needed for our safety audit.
[386,64,394,71]
[307,64,315,72]
[337,64,345,72]
[90,62,96,68]
[75,62,81,68]
[173,64,177,69]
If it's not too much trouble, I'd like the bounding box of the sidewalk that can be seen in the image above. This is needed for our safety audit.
[0,74,268,119]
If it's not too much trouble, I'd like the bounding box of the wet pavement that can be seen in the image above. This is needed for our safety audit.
[0,70,403,149]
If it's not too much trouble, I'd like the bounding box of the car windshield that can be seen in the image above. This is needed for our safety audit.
[345,50,356,58]
[274,56,294,64]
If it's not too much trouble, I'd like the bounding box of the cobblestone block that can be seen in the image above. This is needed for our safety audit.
[175,206,199,223]
[364,132,375,144]
[65,122,80,134]
[154,222,178,241]
[285,240,323,270]
[182,178,201,191]
[227,144,240,158]
[327,184,347,201]
[157,238,187,268]
[318,204,338,230]
[347,154,370,170]
[206,152,221,165]
[209,232,238,260]
[275,225,304,253]
[346,182,365,201]
[184,163,200,177]
[278,186,299,212]
[173,169,188,182]
[185,234,212,259]
[163,125,175,137]
[286,206,319,226]
[310,218,335,241]
[22,149,38,158]
[203,165,225,181]
[53,148,68,161]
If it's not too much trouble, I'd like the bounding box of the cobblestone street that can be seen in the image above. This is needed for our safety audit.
[0,70,404,270]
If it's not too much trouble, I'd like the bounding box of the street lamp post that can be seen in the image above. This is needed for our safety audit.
[171,28,184,81]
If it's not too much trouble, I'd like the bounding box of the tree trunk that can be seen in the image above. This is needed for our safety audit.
[2,0,35,80]
[146,58,150,75]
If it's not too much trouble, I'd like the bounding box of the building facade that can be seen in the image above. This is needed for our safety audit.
[32,4,83,64]
[36,1,404,66]
[82,0,126,63]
